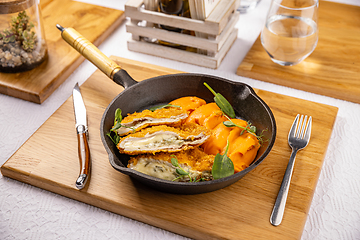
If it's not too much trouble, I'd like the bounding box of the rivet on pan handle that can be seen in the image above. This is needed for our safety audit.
[56,24,121,80]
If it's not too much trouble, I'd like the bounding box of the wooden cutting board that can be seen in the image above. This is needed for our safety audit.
[1,57,338,240]
[0,0,125,104]
[236,0,360,104]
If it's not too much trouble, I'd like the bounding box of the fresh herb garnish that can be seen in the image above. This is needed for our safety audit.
[223,120,257,135]
[149,104,181,112]
[106,132,120,145]
[211,141,234,179]
[107,108,134,145]
[171,155,198,182]
[223,118,266,145]
[204,82,235,119]
[203,82,266,145]
[111,108,123,131]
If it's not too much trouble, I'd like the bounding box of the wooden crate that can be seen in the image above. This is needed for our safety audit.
[125,0,240,69]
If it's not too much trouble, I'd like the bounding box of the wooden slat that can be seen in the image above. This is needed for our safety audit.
[206,0,238,33]
[126,12,239,52]
[1,56,338,240]
[236,0,360,104]
[127,28,238,69]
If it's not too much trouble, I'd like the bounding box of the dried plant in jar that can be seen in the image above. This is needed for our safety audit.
[0,0,48,73]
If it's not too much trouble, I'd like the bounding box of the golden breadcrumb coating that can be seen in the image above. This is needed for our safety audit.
[128,147,214,173]
[117,123,211,155]
[115,107,188,136]
[122,108,187,124]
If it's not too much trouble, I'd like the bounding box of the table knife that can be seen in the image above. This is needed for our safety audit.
[72,83,90,189]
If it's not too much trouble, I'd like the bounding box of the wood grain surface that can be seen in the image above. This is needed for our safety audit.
[1,57,338,240]
[236,0,360,104]
[0,0,125,103]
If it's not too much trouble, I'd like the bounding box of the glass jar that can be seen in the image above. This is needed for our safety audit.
[0,0,48,73]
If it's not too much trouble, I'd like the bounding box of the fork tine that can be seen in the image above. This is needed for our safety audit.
[289,114,299,138]
[304,116,312,141]
[300,115,308,139]
[295,115,303,138]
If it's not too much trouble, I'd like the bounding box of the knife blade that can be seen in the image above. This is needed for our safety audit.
[72,83,90,189]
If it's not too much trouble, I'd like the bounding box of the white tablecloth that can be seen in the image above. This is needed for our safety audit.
[1,0,359,239]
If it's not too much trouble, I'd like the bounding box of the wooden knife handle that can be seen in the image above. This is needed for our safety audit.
[76,125,90,189]
[56,24,121,80]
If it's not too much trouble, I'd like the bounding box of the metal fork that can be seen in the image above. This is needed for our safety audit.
[270,114,312,226]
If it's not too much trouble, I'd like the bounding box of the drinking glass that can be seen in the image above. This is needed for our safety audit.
[260,0,319,66]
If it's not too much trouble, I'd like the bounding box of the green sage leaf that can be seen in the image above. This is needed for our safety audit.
[107,108,122,145]
[114,108,122,123]
[176,168,189,176]
[214,94,236,118]
[106,132,120,145]
[203,82,235,118]
[111,108,123,131]
[223,121,236,127]
[111,121,122,131]
[171,156,180,167]
[211,142,234,179]
[114,135,120,145]
[250,125,257,133]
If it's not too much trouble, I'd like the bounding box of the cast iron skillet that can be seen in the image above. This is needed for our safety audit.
[57,25,276,195]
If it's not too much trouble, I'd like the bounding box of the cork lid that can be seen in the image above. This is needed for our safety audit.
[0,0,36,14]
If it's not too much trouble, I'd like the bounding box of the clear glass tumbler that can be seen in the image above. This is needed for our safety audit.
[260,0,319,66]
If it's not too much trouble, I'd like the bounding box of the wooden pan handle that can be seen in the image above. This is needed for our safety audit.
[56,24,121,80]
